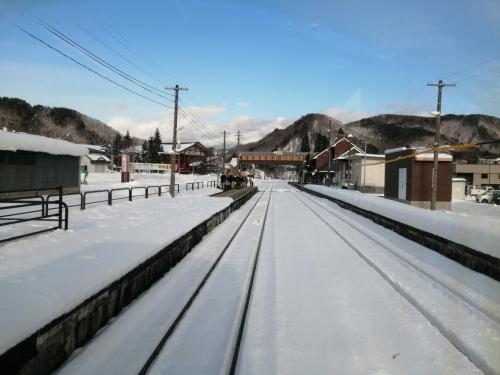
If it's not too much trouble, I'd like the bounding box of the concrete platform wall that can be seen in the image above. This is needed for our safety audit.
[0,187,258,375]
[290,183,500,282]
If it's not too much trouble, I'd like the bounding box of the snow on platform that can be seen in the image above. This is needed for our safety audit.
[306,185,500,258]
[0,175,228,356]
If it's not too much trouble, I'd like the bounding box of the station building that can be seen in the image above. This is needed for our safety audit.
[0,131,88,198]
[384,147,453,210]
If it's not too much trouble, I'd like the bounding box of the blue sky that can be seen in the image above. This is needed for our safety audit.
[1,0,499,146]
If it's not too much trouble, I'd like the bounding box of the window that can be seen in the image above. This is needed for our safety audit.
[481,173,488,179]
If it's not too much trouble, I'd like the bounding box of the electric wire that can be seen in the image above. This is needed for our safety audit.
[444,55,500,80]
[37,18,175,102]
[13,22,173,109]
[75,23,173,92]
[92,15,179,85]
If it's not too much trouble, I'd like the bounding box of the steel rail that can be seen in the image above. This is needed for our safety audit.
[226,183,273,375]
[138,186,270,375]
[293,189,497,375]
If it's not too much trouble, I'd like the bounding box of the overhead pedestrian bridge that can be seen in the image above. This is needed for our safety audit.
[239,151,308,166]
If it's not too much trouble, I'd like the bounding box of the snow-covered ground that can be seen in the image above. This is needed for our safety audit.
[55,181,500,374]
[0,172,227,355]
[1,176,499,373]
[305,185,500,257]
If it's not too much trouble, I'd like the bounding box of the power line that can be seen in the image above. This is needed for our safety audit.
[177,101,220,137]
[37,18,175,103]
[453,65,500,84]
[76,22,174,95]
[93,15,179,84]
[13,22,173,109]
[444,55,500,80]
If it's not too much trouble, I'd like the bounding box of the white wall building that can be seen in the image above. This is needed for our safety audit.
[348,153,386,193]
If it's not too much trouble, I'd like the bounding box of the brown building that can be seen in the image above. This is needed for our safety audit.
[385,147,453,210]
[311,129,362,185]
[159,142,208,173]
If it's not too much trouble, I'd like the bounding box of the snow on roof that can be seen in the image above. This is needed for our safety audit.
[415,153,453,161]
[350,153,385,158]
[1,131,88,156]
[160,143,196,154]
[79,144,107,152]
[384,147,408,154]
[86,154,111,162]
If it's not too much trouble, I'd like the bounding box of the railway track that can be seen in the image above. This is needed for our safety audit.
[138,184,273,374]
[292,187,500,375]
[57,181,499,375]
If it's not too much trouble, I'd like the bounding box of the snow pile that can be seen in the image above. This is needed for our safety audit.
[306,185,500,257]
[0,131,88,156]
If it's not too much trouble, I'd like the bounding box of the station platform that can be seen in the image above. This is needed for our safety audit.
[211,186,258,200]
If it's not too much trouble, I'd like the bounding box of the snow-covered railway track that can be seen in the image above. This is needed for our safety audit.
[138,184,273,374]
[56,183,274,375]
[293,188,500,375]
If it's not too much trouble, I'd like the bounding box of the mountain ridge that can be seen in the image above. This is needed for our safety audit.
[1,97,499,161]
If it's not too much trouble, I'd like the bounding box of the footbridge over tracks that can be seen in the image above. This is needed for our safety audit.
[239,151,308,166]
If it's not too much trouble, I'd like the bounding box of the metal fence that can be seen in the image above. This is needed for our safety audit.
[1,180,217,244]
[0,186,68,244]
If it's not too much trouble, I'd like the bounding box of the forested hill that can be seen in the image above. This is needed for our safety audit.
[240,112,500,161]
[0,97,118,145]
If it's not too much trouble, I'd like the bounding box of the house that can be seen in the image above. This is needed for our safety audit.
[347,153,386,193]
[206,155,223,174]
[80,153,111,173]
[310,129,362,185]
[0,131,88,197]
[454,159,500,188]
[384,147,453,210]
[159,142,208,173]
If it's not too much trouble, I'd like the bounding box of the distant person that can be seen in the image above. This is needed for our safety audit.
[220,173,226,190]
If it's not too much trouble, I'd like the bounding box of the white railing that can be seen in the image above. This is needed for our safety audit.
[131,163,171,173]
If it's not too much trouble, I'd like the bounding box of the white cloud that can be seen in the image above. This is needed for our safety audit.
[108,111,173,141]
[236,101,250,108]
[107,105,291,149]
[323,107,373,124]
[222,115,289,146]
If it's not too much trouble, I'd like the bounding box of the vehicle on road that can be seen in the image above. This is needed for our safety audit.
[468,185,494,196]
[476,190,500,204]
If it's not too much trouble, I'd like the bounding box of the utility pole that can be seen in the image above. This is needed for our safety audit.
[363,140,367,193]
[166,84,188,197]
[427,80,455,210]
[221,130,228,174]
[236,130,241,172]
[328,121,332,185]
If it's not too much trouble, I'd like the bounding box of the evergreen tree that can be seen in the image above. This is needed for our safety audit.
[111,133,122,168]
[140,128,163,163]
[300,133,310,152]
[151,128,162,163]
[122,130,133,150]
[313,132,330,152]
[139,140,149,162]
